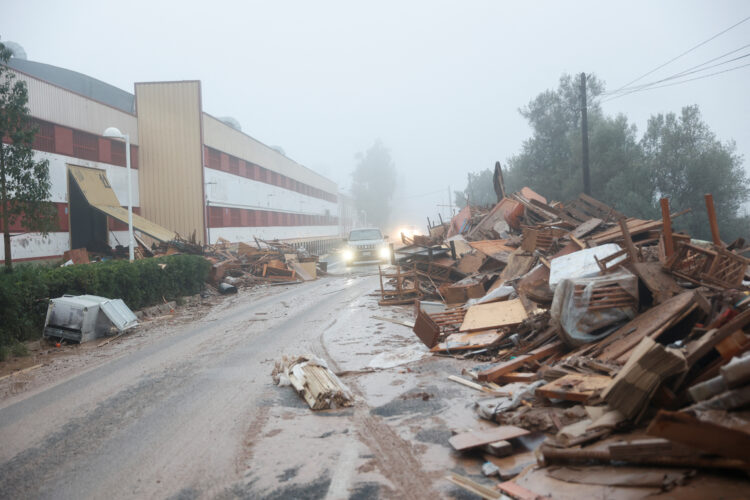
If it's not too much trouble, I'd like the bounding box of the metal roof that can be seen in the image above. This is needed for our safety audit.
[5,58,135,113]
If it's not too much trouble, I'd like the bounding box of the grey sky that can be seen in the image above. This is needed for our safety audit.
[3,0,749,227]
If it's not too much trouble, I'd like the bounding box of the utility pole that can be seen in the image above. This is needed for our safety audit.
[580,72,591,195]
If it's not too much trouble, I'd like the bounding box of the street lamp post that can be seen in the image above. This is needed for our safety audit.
[103,127,134,262]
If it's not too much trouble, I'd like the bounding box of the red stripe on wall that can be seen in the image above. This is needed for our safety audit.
[29,118,139,169]
[207,205,338,228]
[2,201,141,233]
[204,145,337,203]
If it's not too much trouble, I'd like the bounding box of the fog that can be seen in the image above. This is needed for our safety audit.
[3,0,748,228]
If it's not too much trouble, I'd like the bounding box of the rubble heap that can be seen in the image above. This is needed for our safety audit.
[382,188,750,497]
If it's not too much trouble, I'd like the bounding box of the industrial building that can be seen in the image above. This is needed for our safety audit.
[1,54,354,263]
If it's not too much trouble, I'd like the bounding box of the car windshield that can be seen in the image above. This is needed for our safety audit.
[349,229,382,241]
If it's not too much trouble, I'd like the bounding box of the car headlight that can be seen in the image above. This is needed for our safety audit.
[342,249,354,261]
[379,246,390,259]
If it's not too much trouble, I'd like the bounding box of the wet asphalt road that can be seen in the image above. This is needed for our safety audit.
[0,268,388,499]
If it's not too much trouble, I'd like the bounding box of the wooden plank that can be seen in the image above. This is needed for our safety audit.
[594,291,697,362]
[446,473,502,499]
[646,410,750,461]
[449,425,530,451]
[591,219,663,245]
[497,480,544,500]
[705,194,722,246]
[447,375,510,395]
[608,439,676,460]
[660,198,674,258]
[494,372,538,384]
[459,298,528,332]
[685,308,750,365]
[618,218,640,263]
[569,217,602,240]
[478,341,562,382]
[412,308,441,348]
[578,193,624,220]
[535,373,612,403]
[631,262,682,304]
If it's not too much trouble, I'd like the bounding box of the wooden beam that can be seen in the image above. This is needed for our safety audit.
[646,410,750,461]
[704,193,722,246]
[478,341,562,382]
[660,198,674,258]
[618,217,639,263]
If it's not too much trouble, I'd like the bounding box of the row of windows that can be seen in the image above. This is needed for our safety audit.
[204,146,338,203]
[30,118,138,168]
[208,206,339,228]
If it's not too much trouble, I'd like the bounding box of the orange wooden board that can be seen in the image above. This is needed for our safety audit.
[459,298,528,332]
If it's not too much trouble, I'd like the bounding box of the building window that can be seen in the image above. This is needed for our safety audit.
[230,208,241,226]
[111,140,126,166]
[207,148,221,169]
[209,206,223,227]
[72,130,99,161]
[31,120,55,152]
[229,156,239,175]
[130,145,138,169]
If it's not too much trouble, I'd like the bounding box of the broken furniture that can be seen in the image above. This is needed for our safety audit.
[378,265,422,305]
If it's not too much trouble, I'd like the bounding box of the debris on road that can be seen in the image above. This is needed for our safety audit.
[273,355,354,410]
[377,186,750,495]
[44,295,139,343]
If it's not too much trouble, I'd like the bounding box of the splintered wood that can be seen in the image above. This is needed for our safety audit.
[536,373,612,403]
[273,355,353,410]
[381,188,750,495]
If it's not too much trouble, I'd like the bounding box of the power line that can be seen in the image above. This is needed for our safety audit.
[605,14,750,96]
[601,50,750,98]
[601,42,750,98]
[600,61,750,103]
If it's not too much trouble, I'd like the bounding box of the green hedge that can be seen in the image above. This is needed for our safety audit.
[0,254,210,351]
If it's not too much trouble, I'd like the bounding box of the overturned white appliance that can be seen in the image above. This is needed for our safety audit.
[44,294,138,343]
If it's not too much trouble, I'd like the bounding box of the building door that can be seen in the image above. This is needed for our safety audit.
[68,168,108,252]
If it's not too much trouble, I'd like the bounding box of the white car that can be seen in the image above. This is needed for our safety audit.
[342,228,391,264]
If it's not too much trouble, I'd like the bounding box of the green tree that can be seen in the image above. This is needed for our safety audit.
[505,74,655,217]
[642,105,749,241]
[454,169,496,208]
[505,74,604,201]
[0,42,55,270]
[351,140,397,228]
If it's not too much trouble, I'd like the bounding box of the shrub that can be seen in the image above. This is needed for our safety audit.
[0,254,209,349]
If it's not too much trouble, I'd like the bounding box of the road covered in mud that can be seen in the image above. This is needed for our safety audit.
[0,266,485,499]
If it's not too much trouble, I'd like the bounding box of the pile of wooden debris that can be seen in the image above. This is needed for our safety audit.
[380,187,750,497]
[203,237,322,292]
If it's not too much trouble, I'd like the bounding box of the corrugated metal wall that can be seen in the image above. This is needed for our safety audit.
[14,70,138,143]
[135,81,205,243]
[202,114,337,194]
